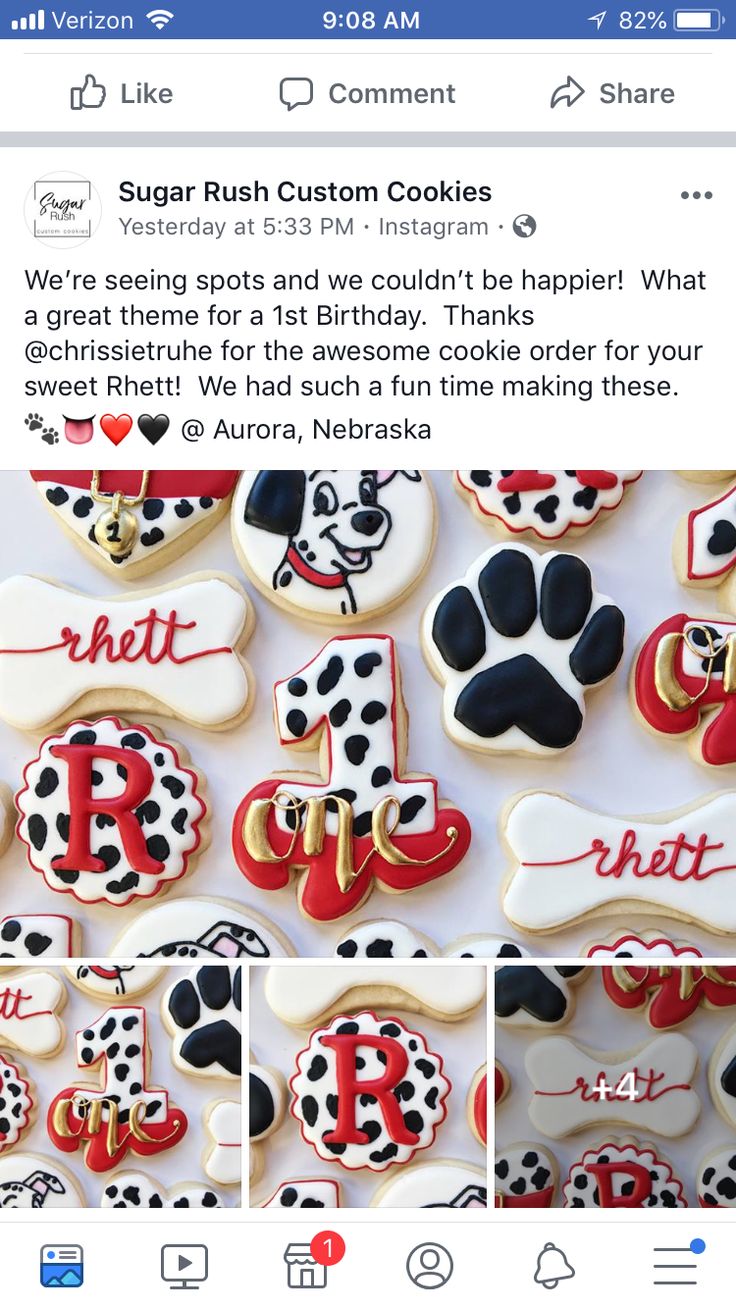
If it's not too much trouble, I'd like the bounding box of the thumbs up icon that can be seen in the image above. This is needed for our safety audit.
[70,74,106,110]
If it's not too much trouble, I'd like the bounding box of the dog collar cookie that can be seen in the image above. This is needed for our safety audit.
[0,915,78,960]
[232,471,436,622]
[162,965,241,1081]
[262,1178,341,1208]
[290,1010,450,1172]
[675,477,736,592]
[600,958,736,1029]
[697,1148,736,1207]
[468,1066,487,1145]
[0,969,65,1056]
[16,718,207,908]
[0,1154,86,1208]
[495,964,587,1029]
[47,1005,187,1173]
[494,1143,557,1208]
[633,611,736,766]
[586,930,703,960]
[563,1140,686,1208]
[32,471,239,579]
[455,470,641,541]
[334,920,436,958]
[502,791,736,935]
[250,1057,286,1185]
[102,1170,224,1208]
[422,543,624,756]
[709,1024,736,1129]
[0,1055,35,1155]
[265,963,486,1026]
[232,635,471,922]
[371,1161,486,1208]
[526,1034,700,1138]
[204,1099,240,1187]
[0,573,254,732]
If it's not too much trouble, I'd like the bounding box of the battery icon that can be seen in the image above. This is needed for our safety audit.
[673,9,722,28]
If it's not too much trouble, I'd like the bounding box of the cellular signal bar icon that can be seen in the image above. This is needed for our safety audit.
[11,7,45,28]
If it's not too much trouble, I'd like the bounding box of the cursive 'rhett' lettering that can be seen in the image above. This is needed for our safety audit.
[0,609,232,667]
[535,1066,690,1103]
[524,828,734,882]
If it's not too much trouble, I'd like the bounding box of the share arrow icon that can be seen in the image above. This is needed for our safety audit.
[550,76,586,108]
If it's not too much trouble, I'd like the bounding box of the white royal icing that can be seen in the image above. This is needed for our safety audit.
[233,471,435,620]
[265,963,486,1024]
[687,482,736,582]
[563,1141,686,1208]
[204,1100,241,1187]
[0,1054,34,1154]
[586,932,703,960]
[443,935,530,959]
[526,1034,700,1138]
[710,1026,736,1129]
[162,965,241,1081]
[262,1178,341,1208]
[455,470,641,539]
[334,921,436,959]
[373,1161,486,1208]
[697,1147,736,1207]
[0,574,251,730]
[113,899,290,965]
[503,791,736,934]
[0,915,75,959]
[0,970,64,1055]
[495,1143,557,1206]
[101,1170,224,1208]
[0,1153,85,1208]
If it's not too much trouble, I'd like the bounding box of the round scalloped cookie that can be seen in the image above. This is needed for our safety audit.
[454,470,641,541]
[562,1139,686,1208]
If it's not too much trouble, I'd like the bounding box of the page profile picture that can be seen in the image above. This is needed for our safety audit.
[40,1245,84,1288]
[25,170,101,249]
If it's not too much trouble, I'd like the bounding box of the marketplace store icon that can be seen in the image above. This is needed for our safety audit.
[284,1244,328,1290]
[25,171,101,249]
[40,1245,84,1288]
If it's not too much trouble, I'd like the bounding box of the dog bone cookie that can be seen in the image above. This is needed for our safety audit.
[495,963,587,1029]
[455,470,641,541]
[334,920,437,958]
[16,717,207,908]
[232,470,436,622]
[495,1061,510,1107]
[563,1139,686,1208]
[261,1178,341,1208]
[371,1161,486,1208]
[600,958,736,1029]
[33,471,239,579]
[204,1099,240,1187]
[502,790,736,935]
[697,1147,736,1207]
[0,572,254,732]
[162,965,241,1081]
[102,1170,224,1208]
[250,1057,286,1186]
[232,634,471,923]
[265,963,485,1026]
[0,969,65,1056]
[0,915,79,960]
[290,1010,450,1172]
[709,1024,736,1129]
[422,543,624,757]
[0,1055,35,1154]
[526,1034,700,1138]
[495,1143,557,1208]
[468,1065,487,1145]
[0,1153,86,1208]
[48,1004,187,1172]
[633,611,736,767]
[586,930,703,960]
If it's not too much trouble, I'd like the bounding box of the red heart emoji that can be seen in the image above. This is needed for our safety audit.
[100,413,133,445]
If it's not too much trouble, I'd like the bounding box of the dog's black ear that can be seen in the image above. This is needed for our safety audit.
[243,471,305,536]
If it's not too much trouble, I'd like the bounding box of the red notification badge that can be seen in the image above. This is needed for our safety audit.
[310,1231,346,1267]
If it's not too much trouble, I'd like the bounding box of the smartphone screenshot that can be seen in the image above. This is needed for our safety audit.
[0,0,733,1303]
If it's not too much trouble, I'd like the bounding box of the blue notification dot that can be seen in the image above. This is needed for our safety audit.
[690,1239,706,1255]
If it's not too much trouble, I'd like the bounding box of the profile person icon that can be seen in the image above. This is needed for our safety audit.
[406,1243,454,1289]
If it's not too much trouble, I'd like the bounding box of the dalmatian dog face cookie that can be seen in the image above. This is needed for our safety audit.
[495,964,587,1029]
[16,717,208,908]
[265,963,486,1026]
[0,969,66,1056]
[455,470,641,541]
[0,572,254,733]
[563,1139,686,1208]
[371,1161,486,1208]
[697,1147,736,1207]
[232,635,471,923]
[204,1099,240,1187]
[250,1056,286,1186]
[334,921,437,959]
[261,1178,341,1208]
[494,1143,557,1208]
[422,543,625,757]
[232,470,436,622]
[162,965,241,1081]
[0,915,78,960]
[0,1055,35,1154]
[290,1010,450,1172]
[0,1154,85,1208]
[32,471,239,580]
[102,1171,224,1208]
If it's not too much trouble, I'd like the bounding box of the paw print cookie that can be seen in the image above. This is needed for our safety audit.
[16,717,207,908]
[455,470,641,541]
[563,1140,685,1208]
[422,543,624,756]
[163,965,241,1081]
[250,1056,286,1186]
[495,1143,557,1208]
[495,963,587,1029]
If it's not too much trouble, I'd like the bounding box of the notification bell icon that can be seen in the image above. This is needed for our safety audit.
[533,1242,576,1289]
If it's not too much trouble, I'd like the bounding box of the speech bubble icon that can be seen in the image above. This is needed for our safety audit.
[280,77,314,111]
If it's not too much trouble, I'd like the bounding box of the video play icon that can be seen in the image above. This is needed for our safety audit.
[160,1245,208,1290]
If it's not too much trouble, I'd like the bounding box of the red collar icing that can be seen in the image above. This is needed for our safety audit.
[286,545,347,589]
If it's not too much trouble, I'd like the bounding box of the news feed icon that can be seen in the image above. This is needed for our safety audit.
[40,1245,84,1288]
[25,171,102,250]
[160,1245,208,1291]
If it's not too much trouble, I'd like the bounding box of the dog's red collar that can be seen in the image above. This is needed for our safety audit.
[286,544,347,589]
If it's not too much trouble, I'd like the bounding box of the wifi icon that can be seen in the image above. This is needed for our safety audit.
[146,8,173,28]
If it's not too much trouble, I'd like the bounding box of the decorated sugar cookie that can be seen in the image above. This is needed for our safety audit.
[494,1143,557,1208]
[204,1099,240,1188]
[0,915,78,959]
[563,1139,685,1208]
[600,957,736,1029]
[468,1065,487,1145]
[444,935,531,959]
[16,717,207,908]
[102,1170,223,1208]
[422,543,624,757]
[0,1154,85,1208]
[32,471,239,579]
[697,1148,736,1207]
[232,471,436,622]
[502,790,736,935]
[250,1057,286,1186]
[709,1024,736,1129]
[334,921,437,958]
[495,963,587,1029]
[633,611,736,767]
[0,572,254,732]
[455,470,641,541]
[290,1010,450,1172]
[0,784,13,860]
[0,969,65,1055]
[586,930,703,960]
[48,1005,187,1172]
[261,1178,341,1208]
[526,1034,700,1139]
[0,1055,35,1154]
[675,477,736,595]
[495,1062,510,1107]
[678,470,736,483]
[371,1161,486,1208]
[162,965,241,1081]
[265,963,485,1026]
[232,635,471,923]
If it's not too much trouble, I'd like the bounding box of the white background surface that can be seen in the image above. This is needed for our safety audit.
[0,468,732,958]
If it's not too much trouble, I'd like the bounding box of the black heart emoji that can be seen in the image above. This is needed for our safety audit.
[137,413,170,445]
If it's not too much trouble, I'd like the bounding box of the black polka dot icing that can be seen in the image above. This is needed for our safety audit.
[698,1150,736,1207]
[563,1143,685,1208]
[16,718,205,907]
[101,1171,223,1208]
